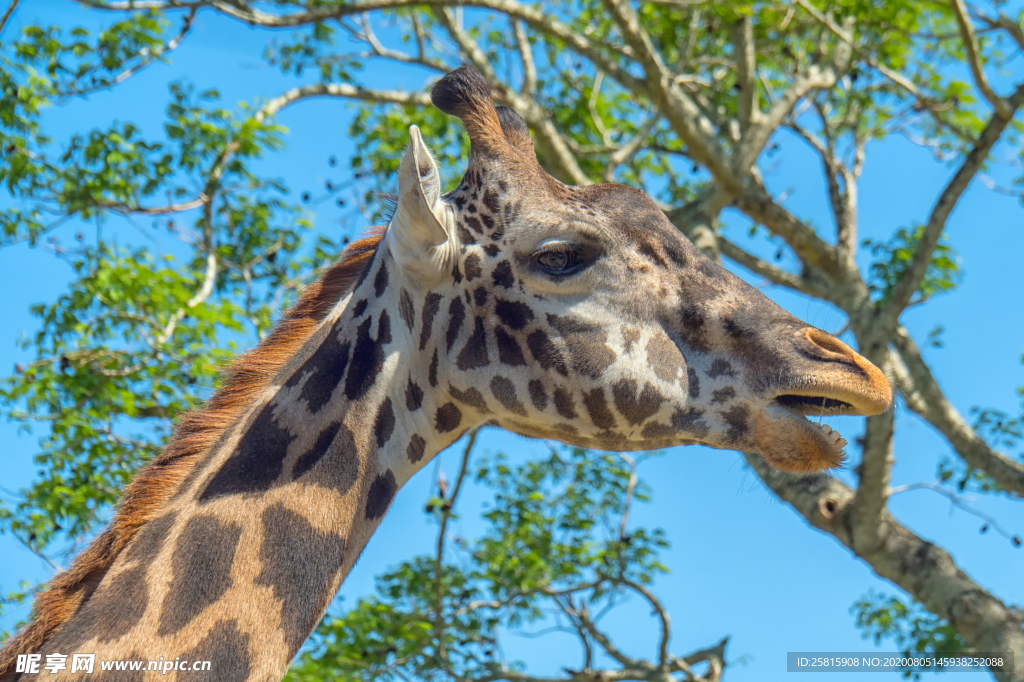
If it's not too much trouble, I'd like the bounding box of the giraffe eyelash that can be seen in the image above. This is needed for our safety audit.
[530,241,600,278]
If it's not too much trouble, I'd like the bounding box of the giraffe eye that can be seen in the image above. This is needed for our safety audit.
[536,249,575,272]
[530,241,599,278]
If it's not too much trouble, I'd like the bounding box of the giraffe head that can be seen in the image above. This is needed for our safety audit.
[386,66,891,472]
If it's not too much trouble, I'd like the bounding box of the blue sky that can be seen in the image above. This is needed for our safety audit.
[1,2,1022,680]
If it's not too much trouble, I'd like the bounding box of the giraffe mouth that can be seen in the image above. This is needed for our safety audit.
[772,394,856,416]
[771,394,855,455]
[753,362,891,471]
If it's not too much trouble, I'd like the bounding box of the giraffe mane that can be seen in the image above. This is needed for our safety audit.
[0,228,385,677]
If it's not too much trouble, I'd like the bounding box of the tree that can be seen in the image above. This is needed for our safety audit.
[0,0,1021,680]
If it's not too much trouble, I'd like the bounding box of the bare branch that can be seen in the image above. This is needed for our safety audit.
[617,454,637,541]
[669,637,729,682]
[717,234,826,298]
[732,180,845,280]
[0,0,21,36]
[852,405,896,554]
[790,98,865,267]
[731,17,757,134]
[476,669,655,682]
[665,188,728,262]
[881,81,1024,327]
[975,11,1024,53]
[736,65,839,173]
[97,196,207,217]
[745,452,1024,677]
[890,327,1024,498]
[840,134,865,259]
[435,6,494,80]
[558,596,594,671]
[411,12,427,60]
[571,603,645,670]
[262,81,432,115]
[603,112,659,183]
[11,532,62,573]
[434,428,479,670]
[889,482,1019,541]
[355,13,448,71]
[158,208,217,344]
[513,20,537,95]
[667,173,826,295]
[601,0,741,194]
[951,0,1012,118]
[77,0,647,95]
[459,579,610,616]
[617,577,671,669]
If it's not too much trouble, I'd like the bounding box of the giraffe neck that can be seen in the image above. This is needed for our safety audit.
[30,245,466,681]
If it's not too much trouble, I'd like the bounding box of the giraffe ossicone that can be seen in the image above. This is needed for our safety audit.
[0,66,891,681]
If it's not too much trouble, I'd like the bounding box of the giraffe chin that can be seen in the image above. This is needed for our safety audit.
[751,406,847,473]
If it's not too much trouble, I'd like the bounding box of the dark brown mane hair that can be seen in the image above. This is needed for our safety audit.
[0,228,385,678]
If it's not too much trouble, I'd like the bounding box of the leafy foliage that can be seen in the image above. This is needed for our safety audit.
[863,226,961,304]
[0,245,238,547]
[853,592,967,679]
[0,13,326,617]
[288,446,670,682]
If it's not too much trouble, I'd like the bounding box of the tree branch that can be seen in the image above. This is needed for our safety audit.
[434,428,479,671]
[731,17,757,134]
[571,603,645,670]
[0,0,21,36]
[600,0,741,194]
[11,531,62,573]
[889,482,1019,542]
[604,112,659,183]
[736,64,840,173]
[731,180,845,279]
[76,0,647,95]
[63,8,196,100]
[513,19,536,95]
[263,81,432,114]
[787,114,857,266]
[476,669,658,682]
[665,188,728,262]
[975,11,1024,53]
[717,233,826,298]
[353,12,448,71]
[745,452,1024,681]
[881,81,1024,328]
[669,637,728,682]
[951,0,1011,119]
[852,405,896,554]
[617,453,637,541]
[890,326,1024,498]
[616,578,671,670]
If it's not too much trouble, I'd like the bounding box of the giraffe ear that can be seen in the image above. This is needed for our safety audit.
[389,125,452,280]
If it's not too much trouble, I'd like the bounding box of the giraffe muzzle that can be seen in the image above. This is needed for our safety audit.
[770,327,893,417]
[751,328,893,472]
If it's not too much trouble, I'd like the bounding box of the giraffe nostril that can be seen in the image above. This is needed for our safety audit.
[803,327,859,360]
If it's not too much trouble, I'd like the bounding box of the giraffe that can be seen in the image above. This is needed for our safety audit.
[0,66,891,681]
